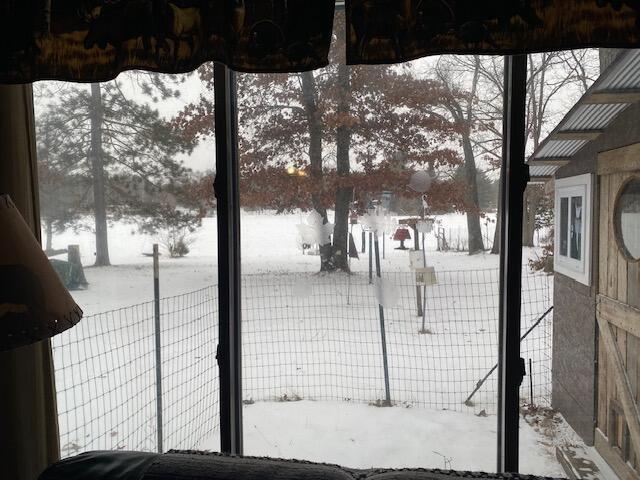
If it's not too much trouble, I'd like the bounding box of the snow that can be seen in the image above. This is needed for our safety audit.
[49,210,524,313]
[202,400,564,477]
[47,210,566,477]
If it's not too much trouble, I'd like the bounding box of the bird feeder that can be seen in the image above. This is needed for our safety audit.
[393,228,411,250]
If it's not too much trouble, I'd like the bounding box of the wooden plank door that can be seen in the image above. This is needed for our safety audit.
[595,148,640,479]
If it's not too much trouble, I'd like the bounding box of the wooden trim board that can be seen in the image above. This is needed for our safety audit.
[598,144,640,176]
[585,91,640,104]
[595,428,640,480]
[598,295,640,338]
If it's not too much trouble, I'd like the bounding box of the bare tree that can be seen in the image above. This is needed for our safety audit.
[434,56,486,254]
[522,51,598,247]
[432,51,599,252]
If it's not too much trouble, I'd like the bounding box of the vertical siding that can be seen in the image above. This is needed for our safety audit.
[598,175,610,435]
[629,262,640,310]
[596,164,640,477]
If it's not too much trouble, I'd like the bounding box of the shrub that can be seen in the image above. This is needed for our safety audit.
[529,242,554,274]
[162,228,194,258]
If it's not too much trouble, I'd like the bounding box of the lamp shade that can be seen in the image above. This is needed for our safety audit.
[0,195,82,351]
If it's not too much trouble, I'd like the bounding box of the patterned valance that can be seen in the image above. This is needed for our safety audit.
[1,0,640,82]
[346,0,640,64]
[0,0,336,82]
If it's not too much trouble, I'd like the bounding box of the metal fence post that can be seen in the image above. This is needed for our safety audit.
[153,243,163,453]
[382,231,385,259]
[368,231,373,284]
[373,233,391,406]
[529,358,534,405]
[420,233,428,334]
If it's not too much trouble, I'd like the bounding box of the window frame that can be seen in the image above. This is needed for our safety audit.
[213,54,529,472]
[554,174,592,286]
[614,176,640,263]
[214,64,243,456]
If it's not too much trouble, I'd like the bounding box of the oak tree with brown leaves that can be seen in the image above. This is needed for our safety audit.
[175,13,468,272]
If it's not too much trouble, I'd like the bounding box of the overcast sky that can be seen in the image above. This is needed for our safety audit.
[35,50,600,176]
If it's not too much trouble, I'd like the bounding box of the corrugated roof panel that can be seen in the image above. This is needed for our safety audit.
[529,165,560,177]
[561,103,629,130]
[530,50,640,164]
[596,50,640,90]
[535,139,587,158]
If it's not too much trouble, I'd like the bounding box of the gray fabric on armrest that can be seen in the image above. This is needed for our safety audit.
[144,451,354,480]
[40,451,159,480]
[39,450,564,480]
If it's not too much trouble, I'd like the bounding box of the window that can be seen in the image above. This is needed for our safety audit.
[11,3,635,474]
[615,177,640,261]
[233,28,508,470]
[35,75,220,455]
[554,174,592,285]
[225,17,559,474]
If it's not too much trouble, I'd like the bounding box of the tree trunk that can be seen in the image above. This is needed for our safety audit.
[45,218,53,253]
[462,134,484,254]
[458,56,484,255]
[89,83,111,266]
[332,62,352,272]
[522,185,543,247]
[300,72,332,271]
[491,184,501,254]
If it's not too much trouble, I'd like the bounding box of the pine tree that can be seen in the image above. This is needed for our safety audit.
[35,106,88,253]
[36,78,197,266]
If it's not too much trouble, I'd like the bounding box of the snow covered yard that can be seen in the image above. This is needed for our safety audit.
[205,400,566,476]
[49,211,564,476]
[53,211,537,313]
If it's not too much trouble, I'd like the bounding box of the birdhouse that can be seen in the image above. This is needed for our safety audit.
[393,228,411,250]
[350,212,358,225]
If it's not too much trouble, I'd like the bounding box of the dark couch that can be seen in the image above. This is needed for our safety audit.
[39,450,563,480]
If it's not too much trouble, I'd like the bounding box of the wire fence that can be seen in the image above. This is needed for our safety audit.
[242,269,552,411]
[54,286,219,457]
[433,225,551,252]
[53,268,553,457]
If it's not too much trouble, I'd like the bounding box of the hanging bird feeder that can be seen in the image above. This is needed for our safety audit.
[393,227,411,250]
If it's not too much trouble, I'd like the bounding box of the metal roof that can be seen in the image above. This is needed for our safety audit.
[562,103,629,130]
[536,139,588,158]
[529,164,561,178]
[528,49,640,179]
[595,51,640,90]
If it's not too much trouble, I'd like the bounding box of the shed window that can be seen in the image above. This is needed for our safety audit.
[554,174,592,285]
[615,177,640,261]
[570,196,583,260]
[559,198,568,257]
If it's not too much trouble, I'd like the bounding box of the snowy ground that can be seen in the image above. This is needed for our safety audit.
[48,210,565,476]
[50,211,517,312]
[200,401,566,476]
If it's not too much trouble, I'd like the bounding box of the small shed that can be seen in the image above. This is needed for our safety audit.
[528,50,640,478]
